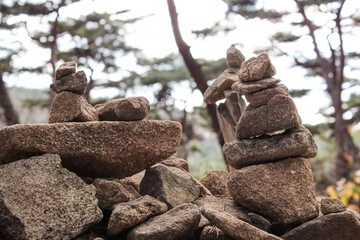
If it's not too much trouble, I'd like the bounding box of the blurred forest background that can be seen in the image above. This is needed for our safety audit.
[0,0,360,211]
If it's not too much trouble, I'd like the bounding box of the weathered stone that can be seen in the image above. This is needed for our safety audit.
[282,210,360,240]
[0,120,182,179]
[226,45,245,68]
[119,171,145,193]
[48,91,98,123]
[245,84,288,107]
[204,67,239,104]
[224,90,246,125]
[201,206,281,240]
[55,61,76,80]
[232,78,281,95]
[161,156,189,172]
[93,178,140,210]
[200,226,234,240]
[237,95,302,139]
[200,170,230,197]
[140,164,200,208]
[246,212,271,232]
[238,52,276,82]
[217,103,237,143]
[107,195,168,237]
[0,154,102,240]
[127,203,201,240]
[194,196,251,224]
[51,71,88,95]
[95,97,150,121]
[228,157,319,225]
[224,125,317,168]
[320,198,346,215]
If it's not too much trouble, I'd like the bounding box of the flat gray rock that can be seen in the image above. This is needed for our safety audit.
[201,206,281,240]
[238,52,276,82]
[95,97,150,121]
[127,203,201,240]
[55,61,76,80]
[140,164,200,208]
[48,91,98,123]
[245,84,288,107]
[224,125,318,169]
[0,154,102,240]
[0,120,182,179]
[237,95,302,139]
[107,195,168,237]
[227,157,319,225]
[232,78,280,95]
[282,210,360,240]
[50,71,88,95]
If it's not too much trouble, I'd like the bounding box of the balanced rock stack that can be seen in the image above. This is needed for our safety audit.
[202,46,360,239]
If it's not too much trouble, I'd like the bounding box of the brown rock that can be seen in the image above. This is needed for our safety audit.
[0,154,102,240]
[200,170,230,196]
[246,212,272,232]
[320,198,346,215]
[228,157,319,225]
[245,84,289,107]
[0,120,182,179]
[238,52,276,82]
[194,196,251,224]
[48,91,98,123]
[127,203,201,240]
[107,195,168,237]
[226,45,245,68]
[51,70,88,95]
[95,97,150,121]
[140,164,200,208]
[119,171,145,193]
[224,125,318,169]
[282,210,360,240]
[161,156,189,172]
[217,103,237,143]
[93,178,141,210]
[55,61,77,80]
[200,226,234,240]
[232,78,281,95]
[204,67,239,104]
[201,206,281,240]
[224,90,246,125]
[237,95,302,139]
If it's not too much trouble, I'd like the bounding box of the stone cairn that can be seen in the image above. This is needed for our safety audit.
[0,57,359,240]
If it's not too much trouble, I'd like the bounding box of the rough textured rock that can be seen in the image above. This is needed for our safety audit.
[237,95,302,139]
[95,97,150,121]
[50,70,88,95]
[245,84,288,107]
[282,210,360,240]
[93,178,141,210]
[232,78,281,95]
[238,52,276,82]
[200,170,230,196]
[119,171,145,193]
[194,196,251,224]
[127,203,201,240]
[161,156,189,172]
[0,120,182,179]
[48,91,98,123]
[226,45,245,68]
[320,198,346,215]
[140,164,200,208]
[200,226,234,240]
[217,103,237,143]
[55,61,76,80]
[0,154,102,240]
[201,206,281,240]
[228,157,319,225]
[224,125,317,168]
[107,195,168,237]
[204,68,239,104]
[246,212,271,232]
[224,90,246,124]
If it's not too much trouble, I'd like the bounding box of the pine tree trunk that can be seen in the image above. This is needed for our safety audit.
[0,73,19,126]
